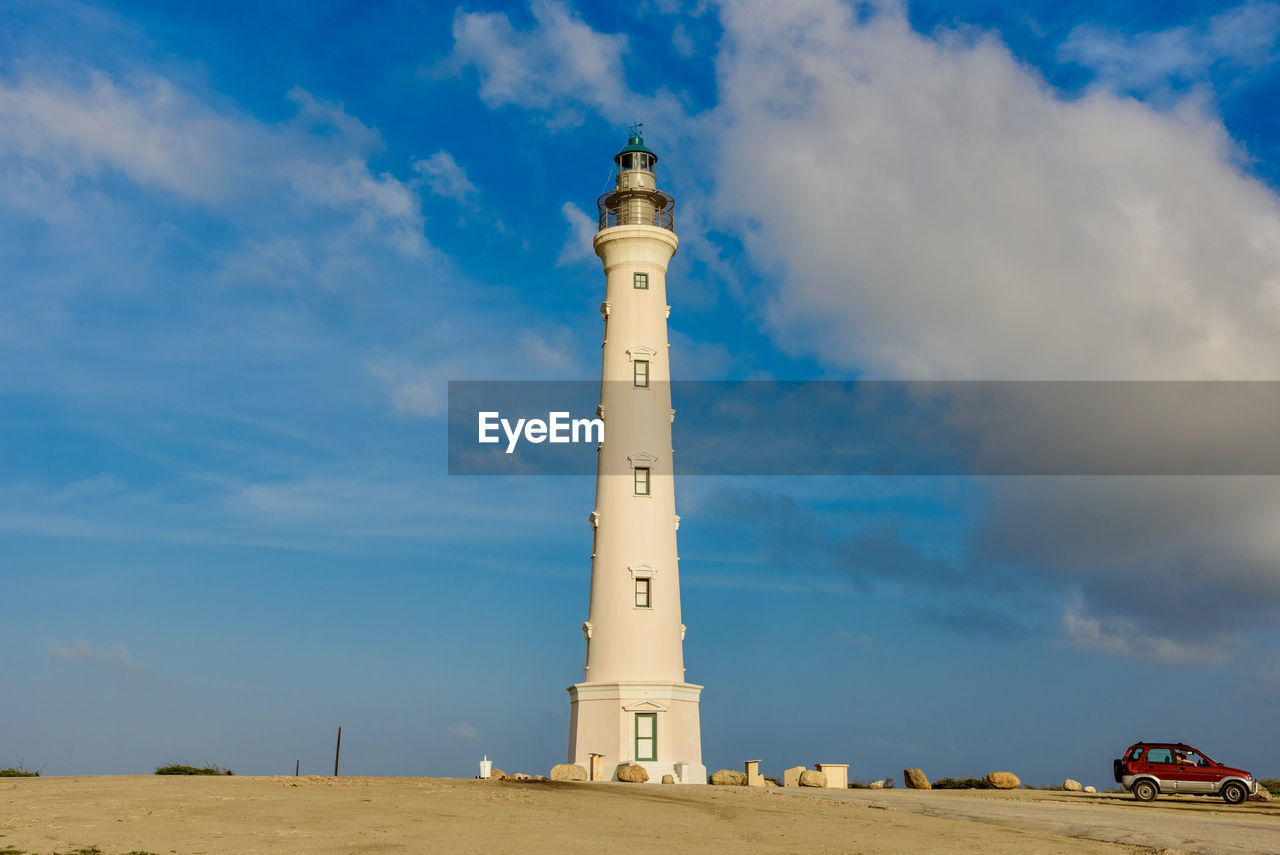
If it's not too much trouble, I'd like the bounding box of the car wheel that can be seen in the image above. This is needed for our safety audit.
[1221,782,1247,805]
[1113,759,1124,783]
[1132,779,1158,802]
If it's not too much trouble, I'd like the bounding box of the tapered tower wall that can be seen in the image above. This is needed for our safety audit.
[567,135,704,784]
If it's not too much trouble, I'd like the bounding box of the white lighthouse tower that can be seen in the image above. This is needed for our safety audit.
[567,129,706,784]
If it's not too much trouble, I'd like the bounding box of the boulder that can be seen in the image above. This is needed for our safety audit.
[1248,787,1270,802]
[903,769,931,789]
[661,774,675,784]
[986,771,1021,789]
[616,764,649,784]
[711,769,747,786]
[504,773,533,782]
[784,766,806,788]
[868,780,885,790]
[489,768,505,780]
[1063,779,1082,792]
[549,764,587,782]
[1084,786,1097,794]
[799,770,828,788]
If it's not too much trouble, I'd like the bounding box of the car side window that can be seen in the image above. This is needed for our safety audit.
[1128,748,1144,761]
[1146,748,1173,763]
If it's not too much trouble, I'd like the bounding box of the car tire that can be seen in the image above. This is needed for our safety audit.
[1133,779,1158,802]
[1221,782,1247,805]
[1113,759,1124,783]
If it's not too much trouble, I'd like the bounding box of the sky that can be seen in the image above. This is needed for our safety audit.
[2,0,1280,785]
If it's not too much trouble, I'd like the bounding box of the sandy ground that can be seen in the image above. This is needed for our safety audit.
[1,776,1276,855]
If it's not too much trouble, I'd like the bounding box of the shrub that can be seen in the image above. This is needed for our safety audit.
[0,766,39,777]
[155,764,233,776]
[932,777,993,789]
[764,776,782,787]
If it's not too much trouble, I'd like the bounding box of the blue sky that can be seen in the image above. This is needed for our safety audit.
[4,0,1280,785]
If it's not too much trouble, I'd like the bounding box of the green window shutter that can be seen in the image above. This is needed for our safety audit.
[634,272,648,290]
[634,467,650,496]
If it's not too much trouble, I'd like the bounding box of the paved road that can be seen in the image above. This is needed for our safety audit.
[795,788,1280,855]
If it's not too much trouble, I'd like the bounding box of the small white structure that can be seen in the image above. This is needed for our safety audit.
[478,756,492,779]
[816,763,849,789]
[566,129,706,785]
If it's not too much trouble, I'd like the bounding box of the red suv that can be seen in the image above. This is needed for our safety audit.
[1114,742,1258,804]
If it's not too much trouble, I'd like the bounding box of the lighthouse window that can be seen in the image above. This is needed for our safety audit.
[634,272,648,290]
[634,360,650,388]
[634,466,650,496]
[635,577,651,608]
[635,713,657,761]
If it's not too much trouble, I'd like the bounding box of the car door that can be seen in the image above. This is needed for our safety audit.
[1175,749,1217,794]
[1143,747,1179,792]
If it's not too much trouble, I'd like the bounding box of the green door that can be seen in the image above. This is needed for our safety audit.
[634,713,657,762]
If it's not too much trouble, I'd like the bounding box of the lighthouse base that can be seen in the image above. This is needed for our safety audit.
[567,680,705,784]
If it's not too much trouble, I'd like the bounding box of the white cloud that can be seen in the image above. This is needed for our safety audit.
[1060,601,1237,666]
[707,0,1280,662]
[1060,2,1280,94]
[448,722,481,741]
[0,71,430,258]
[556,201,596,266]
[414,151,479,203]
[450,0,684,127]
[714,0,1280,382]
[49,640,146,673]
[833,629,873,648]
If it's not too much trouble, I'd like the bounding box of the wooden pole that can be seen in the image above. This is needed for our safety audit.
[334,726,342,776]
[295,759,299,777]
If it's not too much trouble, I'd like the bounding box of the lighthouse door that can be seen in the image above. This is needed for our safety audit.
[634,713,657,762]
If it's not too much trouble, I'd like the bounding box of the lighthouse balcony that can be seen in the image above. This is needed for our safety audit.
[597,190,675,231]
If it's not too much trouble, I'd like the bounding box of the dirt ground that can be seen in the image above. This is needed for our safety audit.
[1,776,1276,855]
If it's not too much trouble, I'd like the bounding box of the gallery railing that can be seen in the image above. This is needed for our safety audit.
[597,190,675,231]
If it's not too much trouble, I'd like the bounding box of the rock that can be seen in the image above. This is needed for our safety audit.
[711,769,747,786]
[488,768,505,780]
[868,779,885,789]
[504,773,533,782]
[799,770,828,788]
[533,775,549,783]
[549,764,587,782]
[903,769,931,789]
[1084,786,1097,794]
[1063,779,1082,792]
[784,766,806,788]
[1248,787,1270,802]
[616,764,649,783]
[986,771,1021,789]
[661,774,674,784]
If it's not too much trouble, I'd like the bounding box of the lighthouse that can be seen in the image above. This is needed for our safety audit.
[566,129,706,784]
